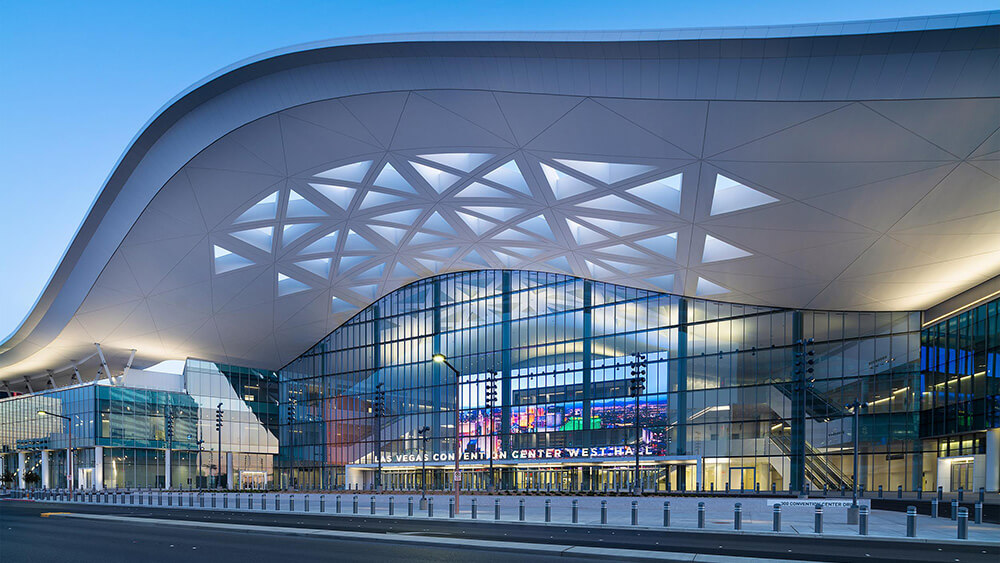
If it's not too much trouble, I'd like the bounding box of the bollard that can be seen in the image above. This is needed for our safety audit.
[212,493,216,508]
[917,487,923,500]
[139,492,143,505]
[200,493,205,508]
[771,483,776,493]
[519,498,526,521]
[698,502,706,529]
[336,495,341,514]
[353,495,359,514]
[190,492,194,507]
[495,498,501,521]
[428,497,434,517]
[951,499,958,521]
[975,502,983,525]
[814,504,823,534]
[931,498,938,518]
[859,505,869,535]
[371,495,376,515]
[631,500,638,526]
[224,494,228,509]
[389,496,394,516]
[600,500,607,525]
[773,503,781,532]
[130,492,135,504]
[449,497,455,518]
[249,494,254,510]
[957,508,968,539]
[897,485,902,499]
[235,494,239,509]
[569,499,579,524]
[958,487,964,502]
[980,487,985,504]
[937,486,943,501]
[878,485,883,499]
[471,497,477,520]
[275,494,280,511]
[261,494,267,510]
[663,501,670,527]
[734,502,742,530]
[320,494,325,513]
[906,506,916,537]
[407,496,413,516]
[546,499,552,523]
[161,492,165,506]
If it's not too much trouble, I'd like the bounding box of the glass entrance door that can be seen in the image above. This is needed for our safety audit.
[729,466,756,492]
[950,461,972,492]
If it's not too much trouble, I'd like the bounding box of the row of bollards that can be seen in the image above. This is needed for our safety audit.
[31,490,988,538]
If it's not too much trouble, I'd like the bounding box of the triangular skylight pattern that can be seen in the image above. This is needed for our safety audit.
[696,277,729,296]
[419,153,493,172]
[213,245,254,274]
[483,160,531,194]
[554,159,656,184]
[296,257,332,278]
[411,162,461,193]
[285,190,326,218]
[457,211,498,236]
[359,190,405,209]
[627,173,682,214]
[315,161,371,183]
[230,226,274,252]
[277,272,311,296]
[541,163,595,199]
[373,163,415,193]
[282,223,320,247]
[343,229,377,251]
[635,233,678,259]
[309,183,356,210]
[566,219,607,244]
[457,182,515,198]
[235,192,278,223]
[710,174,779,215]
[702,234,752,263]
[300,231,338,255]
[577,194,650,214]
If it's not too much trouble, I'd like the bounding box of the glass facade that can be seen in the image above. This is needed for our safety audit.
[279,270,929,492]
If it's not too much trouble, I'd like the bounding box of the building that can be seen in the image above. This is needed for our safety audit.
[1,12,999,493]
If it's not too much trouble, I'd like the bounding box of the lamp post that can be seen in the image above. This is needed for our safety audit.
[846,399,867,523]
[628,354,647,495]
[432,353,462,511]
[373,383,386,492]
[417,426,430,499]
[215,403,224,489]
[37,410,72,490]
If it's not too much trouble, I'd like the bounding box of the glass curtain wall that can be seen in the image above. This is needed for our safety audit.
[280,270,923,492]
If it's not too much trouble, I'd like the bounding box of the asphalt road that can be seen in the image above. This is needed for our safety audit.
[0,500,567,563]
[2,499,996,563]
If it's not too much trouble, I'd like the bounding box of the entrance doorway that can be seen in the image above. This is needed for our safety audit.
[78,468,93,489]
[239,471,268,489]
[729,466,756,492]
[950,460,972,492]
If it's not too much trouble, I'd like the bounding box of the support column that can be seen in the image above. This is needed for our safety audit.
[164,449,172,489]
[227,452,234,490]
[41,450,51,489]
[675,298,688,490]
[94,446,104,490]
[987,428,1000,492]
[17,452,26,489]
[581,280,593,447]
[790,311,806,493]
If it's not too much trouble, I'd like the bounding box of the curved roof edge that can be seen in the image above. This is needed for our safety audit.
[2,11,998,371]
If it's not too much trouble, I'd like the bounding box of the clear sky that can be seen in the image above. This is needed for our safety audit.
[0,0,994,340]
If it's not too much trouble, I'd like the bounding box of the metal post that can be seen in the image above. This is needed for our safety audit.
[600,500,607,524]
[734,502,742,530]
[449,497,455,518]
[572,499,579,524]
[353,495,358,514]
[320,494,325,513]
[335,495,341,513]
[979,487,985,504]
[261,493,266,510]
[212,493,216,508]
[975,502,983,525]
[275,494,279,511]
[407,496,413,516]
[878,485,882,498]
[495,498,501,520]
[545,498,552,522]
[389,496,394,516]
[773,504,781,532]
[906,506,916,537]
[958,487,964,502]
[859,505,869,535]
[951,499,958,521]
[957,508,968,539]
[931,498,938,518]
[814,504,823,533]
[937,486,943,500]
[697,502,706,528]
[897,485,902,499]
[519,498,526,521]
[663,501,670,527]
[631,500,638,525]
[428,497,434,517]
[200,493,204,508]
[370,495,376,515]
[224,493,228,509]
[917,487,922,500]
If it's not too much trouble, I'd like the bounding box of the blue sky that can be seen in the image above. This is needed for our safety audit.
[0,0,993,339]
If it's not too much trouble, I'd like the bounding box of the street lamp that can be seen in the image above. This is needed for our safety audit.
[417,425,430,500]
[846,399,867,523]
[215,403,224,489]
[628,354,647,495]
[485,370,498,493]
[373,383,386,492]
[432,353,462,511]
[37,410,72,490]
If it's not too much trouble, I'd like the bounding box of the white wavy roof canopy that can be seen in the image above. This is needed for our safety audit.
[2,12,1000,390]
